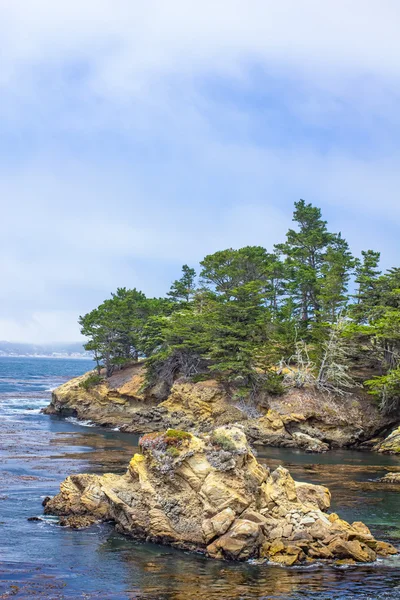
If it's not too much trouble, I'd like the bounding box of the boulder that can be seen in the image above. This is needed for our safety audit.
[295,481,331,511]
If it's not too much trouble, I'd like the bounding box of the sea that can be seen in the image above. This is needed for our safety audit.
[0,356,400,599]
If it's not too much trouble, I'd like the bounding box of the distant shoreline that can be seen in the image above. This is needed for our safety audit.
[0,355,93,360]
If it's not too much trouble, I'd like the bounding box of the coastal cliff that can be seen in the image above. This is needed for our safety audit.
[44,364,399,453]
[44,426,397,564]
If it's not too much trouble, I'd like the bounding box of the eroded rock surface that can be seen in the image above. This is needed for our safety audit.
[43,363,168,428]
[44,426,397,565]
[45,365,398,453]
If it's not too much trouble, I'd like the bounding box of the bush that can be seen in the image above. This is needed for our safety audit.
[164,429,192,443]
[79,373,104,391]
[262,373,285,395]
[365,367,400,414]
[139,430,191,453]
[210,431,236,453]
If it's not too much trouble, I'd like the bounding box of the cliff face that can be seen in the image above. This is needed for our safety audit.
[44,426,397,564]
[44,363,169,427]
[44,364,399,453]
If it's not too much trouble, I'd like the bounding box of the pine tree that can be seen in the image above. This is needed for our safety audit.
[275,200,336,327]
[167,265,197,303]
[351,250,381,323]
[318,234,354,322]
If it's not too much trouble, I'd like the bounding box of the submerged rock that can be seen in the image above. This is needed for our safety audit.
[44,426,397,565]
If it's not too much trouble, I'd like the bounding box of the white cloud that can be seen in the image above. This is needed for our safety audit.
[1,1,400,341]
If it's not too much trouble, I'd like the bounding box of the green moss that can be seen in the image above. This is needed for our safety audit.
[166,446,180,457]
[165,429,191,441]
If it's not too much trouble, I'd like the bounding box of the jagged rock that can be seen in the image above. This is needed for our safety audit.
[44,426,397,564]
[327,539,376,562]
[202,507,236,542]
[59,515,98,528]
[373,541,398,556]
[375,427,400,454]
[207,519,263,560]
[43,363,167,428]
[290,432,329,453]
[294,481,331,511]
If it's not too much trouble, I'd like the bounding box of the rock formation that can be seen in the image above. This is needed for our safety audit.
[44,364,398,453]
[378,472,400,484]
[374,426,400,455]
[44,426,397,565]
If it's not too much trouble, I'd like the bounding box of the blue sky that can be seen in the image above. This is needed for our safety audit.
[1,1,400,342]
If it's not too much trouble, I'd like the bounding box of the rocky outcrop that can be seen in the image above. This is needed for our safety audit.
[378,472,400,484]
[45,365,398,452]
[44,426,397,565]
[43,363,168,428]
[374,426,400,455]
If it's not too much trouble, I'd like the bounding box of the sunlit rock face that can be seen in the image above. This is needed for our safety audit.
[44,426,397,564]
[378,472,400,484]
[46,365,397,453]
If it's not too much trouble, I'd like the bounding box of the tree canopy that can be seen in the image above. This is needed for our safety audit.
[79,200,400,416]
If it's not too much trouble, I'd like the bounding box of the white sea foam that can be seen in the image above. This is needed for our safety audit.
[65,416,97,428]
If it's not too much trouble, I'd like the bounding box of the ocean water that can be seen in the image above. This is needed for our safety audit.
[0,356,400,599]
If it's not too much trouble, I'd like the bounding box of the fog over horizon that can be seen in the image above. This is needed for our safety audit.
[2,1,400,343]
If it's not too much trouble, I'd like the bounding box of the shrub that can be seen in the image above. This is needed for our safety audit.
[365,367,400,414]
[79,373,104,391]
[210,431,236,453]
[139,430,191,453]
[164,429,191,443]
[262,373,285,395]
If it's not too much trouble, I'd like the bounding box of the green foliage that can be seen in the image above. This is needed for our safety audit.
[351,250,381,323]
[167,264,197,304]
[166,446,180,457]
[261,373,285,395]
[365,367,400,415]
[164,429,192,441]
[210,431,237,452]
[79,373,104,391]
[80,288,171,377]
[275,199,354,330]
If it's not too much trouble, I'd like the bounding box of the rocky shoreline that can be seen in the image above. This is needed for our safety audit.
[44,425,398,565]
[44,363,400,455]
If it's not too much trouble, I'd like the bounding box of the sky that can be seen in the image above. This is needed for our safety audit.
[1,1,400,343]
